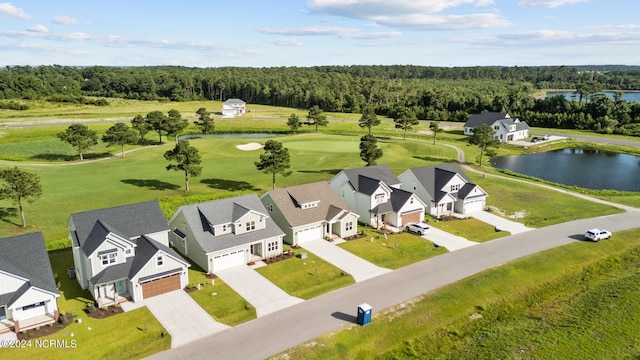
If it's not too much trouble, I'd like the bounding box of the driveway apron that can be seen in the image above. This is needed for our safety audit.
[471,210,533,234]
[302,239,391,282]
[423,227,478,251]
[144,290,230,348]
[215,266,304,317]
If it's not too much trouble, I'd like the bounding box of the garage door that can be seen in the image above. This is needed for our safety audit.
[464,199,485,214]
[401,210,422,226]
[141,273,181,299]
[296,225,322,244]
[212,249,245,272]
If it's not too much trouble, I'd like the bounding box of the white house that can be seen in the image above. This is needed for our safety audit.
[261,181,360,246]
[399,163,488,218]
[464,112,529,142]
[0,232,60,334]
[168,194,285,274]
[222,98,246,118]
[69,201,190,307]
[329,165,426,229]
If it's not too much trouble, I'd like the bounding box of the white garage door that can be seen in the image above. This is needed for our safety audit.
[296,225,323,244]
[464,199,485,214]
[212,249,245,272]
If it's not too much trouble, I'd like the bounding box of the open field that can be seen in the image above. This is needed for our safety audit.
[428,217,510,242]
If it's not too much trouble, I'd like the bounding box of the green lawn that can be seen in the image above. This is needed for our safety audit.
[428,217,510,242]
[337,228,448,269]
[255,250,355,299]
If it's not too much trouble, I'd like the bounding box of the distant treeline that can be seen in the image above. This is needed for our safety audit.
[2,64,640,135]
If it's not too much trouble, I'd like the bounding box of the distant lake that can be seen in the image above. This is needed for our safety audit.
[545,91,640,103]
[490,148,640,192]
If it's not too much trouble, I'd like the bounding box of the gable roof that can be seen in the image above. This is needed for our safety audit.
[264,181,357,228]
[176,194,284,253]
[70,200,169,252]
[464,112,510,128]
[0,232,59,298]
[223,98,245,105]
[342,164,401,191]
[406,163,478,202]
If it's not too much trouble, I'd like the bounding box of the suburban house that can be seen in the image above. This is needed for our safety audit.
[222,98,246,118]
[68,201,190,307]
[329,164,426,229]
[464,112,529,142]
[399,163,488,218]
[261,181,360,246]
[0,232,60,333]
[168,194,285,274]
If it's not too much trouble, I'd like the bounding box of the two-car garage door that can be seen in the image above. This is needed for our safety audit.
[212,249,245,273]
[401,210,422,226]
[296,225,322,244]
[141,273,181,299]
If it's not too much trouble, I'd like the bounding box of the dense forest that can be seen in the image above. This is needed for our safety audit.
[2,65,640,136]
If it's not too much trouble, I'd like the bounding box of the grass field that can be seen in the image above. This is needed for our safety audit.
[428,217,510,242]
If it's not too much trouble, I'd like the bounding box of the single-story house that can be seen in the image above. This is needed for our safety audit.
[0,232,60,333]
[222,98,246,118]
[261,181,360,246]
[399,163,488,218]
[329,164,426,229]
[69,201,190,307]
[168,194,285,273]
[464,112,529,142]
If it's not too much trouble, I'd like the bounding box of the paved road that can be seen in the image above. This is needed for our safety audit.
[147,210,640,360]
[423,226,478,251]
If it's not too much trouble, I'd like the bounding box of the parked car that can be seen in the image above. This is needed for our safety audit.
[406,222,431,235]
[584,228,612,242]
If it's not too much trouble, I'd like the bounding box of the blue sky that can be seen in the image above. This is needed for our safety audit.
[1,0,639,67]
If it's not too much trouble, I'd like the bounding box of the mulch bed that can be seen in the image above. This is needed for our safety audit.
[16,312,73,340]
[343,232,367,241]
[85,304,124,319]
[263,250,296,264]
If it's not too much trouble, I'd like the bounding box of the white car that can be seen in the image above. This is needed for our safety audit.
[406,223,431,235]
[584,228,612,242]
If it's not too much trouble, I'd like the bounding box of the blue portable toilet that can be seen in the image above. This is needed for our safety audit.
[357,303,372,326]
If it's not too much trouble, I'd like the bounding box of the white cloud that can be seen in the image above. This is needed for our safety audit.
[27,24,49,33]
[261,26,401,39]
[307,0,493,17]
[487,29,640,47]
[52,15,80,25]
[0,2,32,20]
[372,13,512,30]
[517,0,589,8]
[265,38,304,46]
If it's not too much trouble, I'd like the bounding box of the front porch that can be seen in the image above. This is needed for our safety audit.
[1,314,57,333]
[96,291,131,309]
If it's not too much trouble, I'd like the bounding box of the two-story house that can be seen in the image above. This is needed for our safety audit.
[261,181,360,246]
[168,194,285,274]
[329,164,426,229]
[0,232,60,334]
[399,163,488,218]
[222,98,246,118]
[464,112,529,142]
[69,201,190,307]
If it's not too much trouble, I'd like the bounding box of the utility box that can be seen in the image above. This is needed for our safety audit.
[357,303,372,326]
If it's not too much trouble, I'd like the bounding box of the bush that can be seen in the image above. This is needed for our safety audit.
[0,100,29,110]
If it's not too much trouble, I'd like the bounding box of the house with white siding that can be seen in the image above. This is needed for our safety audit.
[464,112,529,142]
[222,98,246,118]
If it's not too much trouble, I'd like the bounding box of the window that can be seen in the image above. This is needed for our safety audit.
[222,224,227,232]
[451,184,460,192]
[22,302,45,311]
[494,125,499,130]
[375,194,385,204]
[346,222,353,231]
[267,203,273,212]
[156,255,164,267]
[101,252,117,266]
[246,221,256,230]
[410,197,414,204]
[0,306,6,321]
[267,241,279,252]
[125,249,132,255]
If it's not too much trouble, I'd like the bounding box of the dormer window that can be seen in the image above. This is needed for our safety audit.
[300,201,319,209]
[125,248,132,257]
[375,194,385,204]
[267,203,273,212]
[246,221,256,230]
[222,224,227,232]
[156,255,164,267]
[451,184,460,192]
[100,252,117,266]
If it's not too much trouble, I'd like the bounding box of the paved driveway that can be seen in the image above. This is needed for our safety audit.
[215,266,303,317]
[423,227,478,251]
[144,290,230,348]
[471,210,533,234]
[302,239,391,282]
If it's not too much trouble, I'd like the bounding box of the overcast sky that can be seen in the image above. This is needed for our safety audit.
[1,0,638,68]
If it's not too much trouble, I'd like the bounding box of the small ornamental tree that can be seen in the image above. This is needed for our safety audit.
[102,122,138,158]
[131,114,150,143]
[255,140,292,190]
[0,167,42,228]
[287,113,301,134]
[359,134,383,166]
[468,124,500,167]
[359,106,380,134]
[57,123,98,160]
[429,121,443,145]
[164,140,202,192]
[194,107,215,138]
[306,105,328,133]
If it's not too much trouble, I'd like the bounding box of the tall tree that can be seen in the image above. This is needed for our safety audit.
[358,106,380,134]
[287,113,301,134]
[131,114,150,143]
[468,124,500,167]
[146,110,168,144]
[359,134,383,166]
[255,140,292,190]
[0,167,42,228]
[57,123,98,160]
[429,121,443,145]
[306,105,328,133]
[194,107,214,138]
[102,122,138,158]
[393,107,419,140]
[164,140,202,192]
[575,80,603,104]
[165,109,189,143]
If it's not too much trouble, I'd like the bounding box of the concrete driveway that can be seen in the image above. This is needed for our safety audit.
[215,266,303,317]
[302,239,391,282]
[471,210,533,234]
[423,227,478,251]
[144,290,230,348]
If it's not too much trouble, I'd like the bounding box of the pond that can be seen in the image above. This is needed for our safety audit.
[490,148,640,192]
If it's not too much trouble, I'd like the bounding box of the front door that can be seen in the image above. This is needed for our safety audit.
[116,280,126,293]
[0,305,6,320]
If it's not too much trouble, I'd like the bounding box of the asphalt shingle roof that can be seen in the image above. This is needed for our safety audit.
[343,164,401,191]
[464,112,510,128]
[407,163,479,203]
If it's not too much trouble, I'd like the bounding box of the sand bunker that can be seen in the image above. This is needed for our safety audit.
[236,142,263,151]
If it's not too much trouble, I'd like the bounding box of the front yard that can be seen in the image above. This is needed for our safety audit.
[428,217,510,243]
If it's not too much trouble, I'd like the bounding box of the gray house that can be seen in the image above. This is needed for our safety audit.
[168,194,285,274]
[69,201,190,307]
[0,232,60,334]
[399,163,488,217]
[464,112,529,142]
